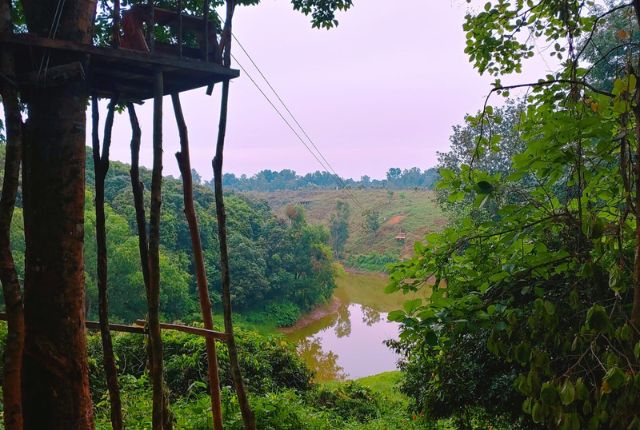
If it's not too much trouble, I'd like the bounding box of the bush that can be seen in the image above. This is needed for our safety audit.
[244,301,301,328]
[85,326,313,402]
[346,253,398,272]
[307,382,380,423]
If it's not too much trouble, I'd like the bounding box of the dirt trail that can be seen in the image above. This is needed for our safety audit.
[385,214,406,225]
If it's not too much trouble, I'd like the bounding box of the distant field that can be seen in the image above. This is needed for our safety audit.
[246,189,446,264]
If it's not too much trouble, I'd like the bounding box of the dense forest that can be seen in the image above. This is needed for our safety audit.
[0,145,336,326]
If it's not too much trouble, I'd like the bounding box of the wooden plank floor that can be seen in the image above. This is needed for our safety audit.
[1,33,239,101]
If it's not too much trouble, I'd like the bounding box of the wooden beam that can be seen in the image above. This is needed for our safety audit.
[136,320,228,341]
[0,313,228,341]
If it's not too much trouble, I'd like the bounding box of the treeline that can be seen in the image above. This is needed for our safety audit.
[2,146,335,325]
[217,167,439,192]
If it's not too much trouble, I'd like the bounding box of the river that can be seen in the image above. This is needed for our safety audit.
[282,270,425,382]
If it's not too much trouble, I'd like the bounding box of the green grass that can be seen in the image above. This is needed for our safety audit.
[247,189,446,268]
[356,371,405,403]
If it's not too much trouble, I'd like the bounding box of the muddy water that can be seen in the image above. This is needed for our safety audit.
[283,271,425,382]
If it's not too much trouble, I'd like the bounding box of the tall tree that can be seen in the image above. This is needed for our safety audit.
[19,0,96,428]
[329,200,350,258]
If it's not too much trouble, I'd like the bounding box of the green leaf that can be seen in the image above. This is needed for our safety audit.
[602,367,625,393]
[586,305,610,332]
[403,298,422,314]
[387,310,406,322]
[559,379,575,406]
[544,301,555,316]
[540,382,559,405]
[476,180,494,194]
[532,401,545,423]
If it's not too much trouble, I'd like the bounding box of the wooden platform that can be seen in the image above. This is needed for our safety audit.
[0,33,239,101]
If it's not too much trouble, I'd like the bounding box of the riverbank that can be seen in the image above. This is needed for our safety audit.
[279,295,343,334]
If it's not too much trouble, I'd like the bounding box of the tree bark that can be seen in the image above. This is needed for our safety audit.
[172,93,224,430]
[91,96,123,430]
[0,0,25,425]
[148,69,172,430]
[127,104,151,290]
[18,0,96,427]
[212,3,255,427]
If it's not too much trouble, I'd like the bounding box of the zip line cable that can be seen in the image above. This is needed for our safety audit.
[215,12,364,210]
[231,54,364,210]
[230,34,354,189]
[230,55,338,185]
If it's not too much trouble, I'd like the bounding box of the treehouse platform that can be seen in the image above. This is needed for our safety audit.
[1,33,239,102]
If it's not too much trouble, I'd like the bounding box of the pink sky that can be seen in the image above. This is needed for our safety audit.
[96,0,555,180]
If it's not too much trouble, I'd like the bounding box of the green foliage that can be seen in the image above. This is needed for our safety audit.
[362,209,381,234]
[346,252,397,272]
[330,200,350,258]
[2,153,336,323]
[245,301,301,328]
[308,382,380,423]
[24,321,419,430]
[391,1,640,428]
[85,326,313,402]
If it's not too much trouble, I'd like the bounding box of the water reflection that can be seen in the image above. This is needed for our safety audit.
[334,304,351,338]
[284,271,426,382]
[297,337,347,381]
[361,304,381,326]
[287,303,400,382]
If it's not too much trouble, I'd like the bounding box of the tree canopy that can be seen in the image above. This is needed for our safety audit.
[389,1,640,428]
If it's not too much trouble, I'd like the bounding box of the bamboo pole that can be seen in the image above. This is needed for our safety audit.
[91,96,123,430]
[0,3,24,425]
[212,2,255,428]
[172,93,224,430]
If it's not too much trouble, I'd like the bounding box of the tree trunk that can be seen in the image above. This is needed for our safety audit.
[0,0,25,425]
[212,3,255,427]
[91,96,123,430]
[147,70,172,430]
[18,0,96,427]
[172,93,224,430]
[127,104,150,289]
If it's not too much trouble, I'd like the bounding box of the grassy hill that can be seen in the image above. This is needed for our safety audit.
[246,189,446,270]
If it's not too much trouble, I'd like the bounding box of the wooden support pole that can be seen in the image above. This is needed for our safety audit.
[172,93,224,430]
[148,68,172,430]
[91,96,123,430]
[126,103,151,290]
[212,2,255,428]
[127,99,173,430]
[0,4,24,426]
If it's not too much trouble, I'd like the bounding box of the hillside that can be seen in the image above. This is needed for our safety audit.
[246,189,446,270]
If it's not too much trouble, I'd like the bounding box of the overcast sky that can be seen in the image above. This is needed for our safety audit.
[95,0,556,180]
